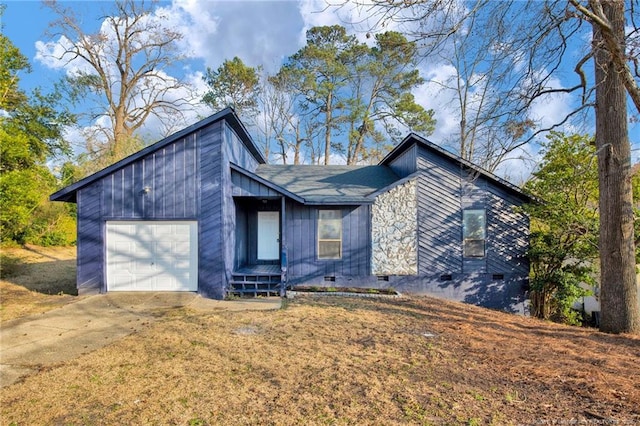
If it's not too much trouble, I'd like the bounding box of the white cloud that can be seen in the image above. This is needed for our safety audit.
[34,1,221,149]
[34,38,68,70]
[35,35,95,76]
[154,0,220,62]
[298,0,379,45]
[157,0,305,72]
[412,63,461,144]
[527,76,574,132]
[297,0,425,47]
[61,125,88,154]
[493,144,539,185]
[116,70,212,143]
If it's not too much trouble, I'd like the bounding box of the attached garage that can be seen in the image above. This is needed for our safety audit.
[106,221,198,292]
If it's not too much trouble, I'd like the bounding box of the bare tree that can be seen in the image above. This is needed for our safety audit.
[44,0,197,163]
[255,72,318,165]
[430,6,536,172]
[351,0,639,333]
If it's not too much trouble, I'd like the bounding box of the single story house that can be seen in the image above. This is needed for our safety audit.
[51,108,531,313]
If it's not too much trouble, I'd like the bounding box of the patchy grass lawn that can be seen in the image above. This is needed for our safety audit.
[1,246,639,425]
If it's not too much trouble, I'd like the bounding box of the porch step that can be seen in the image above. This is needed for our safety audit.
[228,273,282,298]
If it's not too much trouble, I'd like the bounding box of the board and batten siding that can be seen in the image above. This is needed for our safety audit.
[221,121,265,292]
[198,121,226,298]
[102,134,199,219]
[77,132,200,294]
[285,201,371,285]
[76,182,103,293]
[75,121,229,297]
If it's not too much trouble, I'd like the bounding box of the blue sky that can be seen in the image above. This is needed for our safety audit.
[3,0,639,180]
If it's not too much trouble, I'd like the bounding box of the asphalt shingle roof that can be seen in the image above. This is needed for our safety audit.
[255,164,400,204]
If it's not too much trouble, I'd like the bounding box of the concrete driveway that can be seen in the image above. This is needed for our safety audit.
[0,293,281,387]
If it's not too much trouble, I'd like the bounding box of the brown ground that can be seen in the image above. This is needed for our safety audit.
[1,247,639,425]
[0,245,77,321]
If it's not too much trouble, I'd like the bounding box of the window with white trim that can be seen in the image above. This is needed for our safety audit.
[318,210,342,259]
[463,209,486,258]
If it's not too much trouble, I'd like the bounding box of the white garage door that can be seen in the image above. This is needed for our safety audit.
[106,221,198,291]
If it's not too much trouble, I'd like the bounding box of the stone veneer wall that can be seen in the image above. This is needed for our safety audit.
[371,180,418,275]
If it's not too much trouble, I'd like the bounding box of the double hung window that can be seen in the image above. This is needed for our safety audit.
[463,209,486,258]
[318,210,342,259]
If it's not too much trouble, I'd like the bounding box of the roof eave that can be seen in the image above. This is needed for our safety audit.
[50,108,261,203]
[224,112,267,164]
[302,199,372,206]
[378,133,415,166]
[367,172,420,198]
[380,133,532,203]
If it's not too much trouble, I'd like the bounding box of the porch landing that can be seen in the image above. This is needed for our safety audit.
[234,264,281,275]
[229,264,282,298]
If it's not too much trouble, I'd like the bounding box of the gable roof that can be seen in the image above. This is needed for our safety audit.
[50,108,263,203]
[255,164,399,205]
[381,133,532,202]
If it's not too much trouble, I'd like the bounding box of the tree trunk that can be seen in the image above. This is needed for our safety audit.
[294,124,301,165]
[592,0,640,334]
[324,92,333,165]
[113,104,129,159]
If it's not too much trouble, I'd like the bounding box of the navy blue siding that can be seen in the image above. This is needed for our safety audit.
[74,120,227,298]
[414,145,529,278]
[285,202,371,285]
[224,121,260,172]
[102,135,198,219]
[461,169,487,206]
[70,113,529,308]
[416,146,463,274]
[385,145,530,313]
[222,150,235,291]
[486,186,529,275]
[222,122,261,289]
[198,122,225,299]
[388,143,417,178]
[282,141,529,314]
[234,201,248,269]
[231,170,280,197]
[63,110,271,300]
[76,182,103,294]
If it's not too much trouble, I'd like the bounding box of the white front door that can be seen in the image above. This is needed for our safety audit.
[257,211,279,260]
[106,221,198,291]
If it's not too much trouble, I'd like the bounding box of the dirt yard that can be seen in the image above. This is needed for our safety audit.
[1,246,639,425]
[0,245,77,321]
